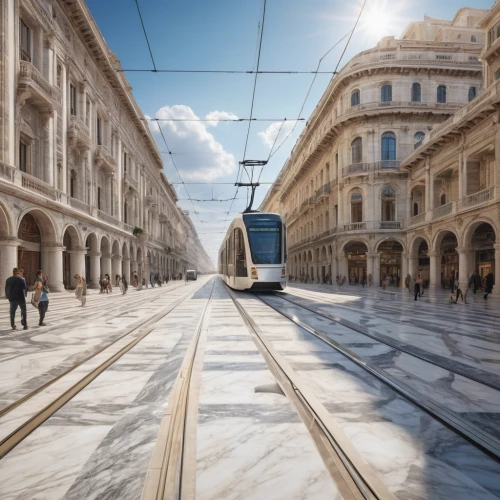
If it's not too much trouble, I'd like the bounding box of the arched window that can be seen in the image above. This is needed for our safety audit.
[350,190,363,223]
[411,82,421,102]
[468,86,477,102]
[381,186,396,221]
[414,131,425,148]
[440,192,446,206]
[437,85,447,103]
[124,200,128,224]
[381,84,392,102]
[97,187,101,210]
[381,132,396,161]
[413,202,419,216]
[471,35,476,42]
[351,89,360,106]
[351,137,362,164]
[412,189,422,216]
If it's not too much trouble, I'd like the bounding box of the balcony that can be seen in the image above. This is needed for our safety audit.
[432,202,454,220]
[145,194,154,206]
[460,187,494,209]
[300,196,314,212]
[0,162,16,182]
[314,182,332,204]
[97,209,120,226]
[344,222,366,231]
[21,172,57,200]
[379,221,402,230]
[68,197,92,215]
[18,61,58,110]
[123,172,139,193]
[343,160,401,177]
[95,145,116,173]
[68,116,90,151]
[159,212,169,223]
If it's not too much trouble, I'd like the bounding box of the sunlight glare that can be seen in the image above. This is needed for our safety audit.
[359,0,410,43]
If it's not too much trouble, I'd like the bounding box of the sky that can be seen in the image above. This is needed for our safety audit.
[86,0,494,266]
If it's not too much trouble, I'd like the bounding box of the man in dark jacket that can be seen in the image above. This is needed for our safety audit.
[484,272,494,300]
[5,268,28,330]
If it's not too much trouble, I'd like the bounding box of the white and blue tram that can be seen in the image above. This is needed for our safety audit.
[219,212,287,291]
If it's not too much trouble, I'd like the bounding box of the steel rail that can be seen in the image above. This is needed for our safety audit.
[0,279,208,459]
[259,291,500,462]
[222,281,396,500]
[0,281,194,419]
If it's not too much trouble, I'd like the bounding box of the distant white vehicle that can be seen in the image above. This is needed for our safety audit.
[186,269,197,281]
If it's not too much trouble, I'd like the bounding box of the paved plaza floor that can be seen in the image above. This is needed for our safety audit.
[0,277,499,499]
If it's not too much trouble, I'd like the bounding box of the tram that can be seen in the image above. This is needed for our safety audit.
[219,212,287,291]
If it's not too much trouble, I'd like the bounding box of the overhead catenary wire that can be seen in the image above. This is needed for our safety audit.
[133,0,157,72]
[117,69,338,74]
[147,117,304,122]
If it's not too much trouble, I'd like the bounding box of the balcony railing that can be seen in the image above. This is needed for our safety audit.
[21,172,57,199]
[123,172,139,192]
[432,202,454,220]
[19,61,54,99]
[343,160,401,176]
[344,222,366,231]
[68,115,90,148]
[461,187,494,208]
[97,209,120,226]
[0,161,16,182]
[409,213,426,226]
[68,197,92,215]
[379,221,402,230]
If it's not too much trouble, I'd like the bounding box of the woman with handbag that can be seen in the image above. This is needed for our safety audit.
[414,273,423,301]
[74,274,87,306]
[32,281,49,326]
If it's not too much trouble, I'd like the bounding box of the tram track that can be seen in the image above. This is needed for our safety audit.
[0,280,194,417]
[0,278,209,459]
[250,290,500,462]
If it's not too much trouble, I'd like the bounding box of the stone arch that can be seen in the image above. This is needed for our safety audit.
[409,235,430,257]
[17,208,58,244]
[85,232,98,252]
[307,250,313,262]
[462,218,498,248]
[432,228,458,253]
[62,224,83,249]
[122,241,130,260]
[0,200,14,237]
[321,246,327,261]
[100,235,111,254]
[376,236,406,254]
[111,239,121,257]
[339,238,371,255]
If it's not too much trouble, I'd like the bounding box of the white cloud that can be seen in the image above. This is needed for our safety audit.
[205,110,239,126]
[148,105,236,182]
[258,121,295,149]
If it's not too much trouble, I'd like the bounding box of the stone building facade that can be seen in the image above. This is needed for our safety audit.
[0,0,211,295]
[261,7,490,289]
[401,2,500,293]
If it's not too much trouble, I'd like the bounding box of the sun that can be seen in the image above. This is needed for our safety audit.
[358,0,410,43]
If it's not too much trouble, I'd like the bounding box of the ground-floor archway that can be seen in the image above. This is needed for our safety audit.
[344,241,368,284]
[377,240,404,287]
[470,222,496,281]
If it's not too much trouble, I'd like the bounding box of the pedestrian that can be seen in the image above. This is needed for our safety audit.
[74,274,87,306]
[33,280,50,326]
[368,273,372,286]
[484,272,494,299]
[361,272,366,288]
[414,273,423,301]
[474,272,482,294]
[5,268,28,330]
[382,275,388,290]
[17,268,28,297]
[404,274,410,292]
[133,273,138,287]
[449,270,456,293]
[122,275,128,294]
[105,273,112,293]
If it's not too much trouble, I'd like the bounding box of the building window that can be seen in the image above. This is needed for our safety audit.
[70,84,77,116]
[440,192,446,206]
[495,68,500,81]
[381,84,392,102]
[471,35,477,42]
[437,85,447,103]
[123,151,127,172]
[124,201,128,224]
[351,137,362,164]
[20,19,31,62]
[414,131,425,148]
[19,140,29,172]
[413,202,419,216]
[350,191,363,223]
[70,170,76,198]
[351,89,360,106]
[97,186,101,210]
[97,115,102,145]
[381,186,396,221]
[381,132,396,161]
[56,64,62,88]
[86,98,90,125]
[468,86,477,102]
[411,82,421,102]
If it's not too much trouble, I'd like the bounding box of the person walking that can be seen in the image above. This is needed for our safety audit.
[34,280,50,326]
[474,272,482,294]
[74,274,87,306]
[5,268,28,330]
[404,274,411,293]
[414,273,423,301]
[122,275,128,294]
[484,272,494,299]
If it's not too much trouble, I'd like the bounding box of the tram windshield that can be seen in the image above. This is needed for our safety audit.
[243,214,282,265]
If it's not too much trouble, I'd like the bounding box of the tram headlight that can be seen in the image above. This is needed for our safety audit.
[281,266,286,278]
[251,267,258,279]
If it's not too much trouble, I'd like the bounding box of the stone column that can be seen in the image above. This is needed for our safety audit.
[117,137,123,222]
[112,255,121,281]
[408,254,418,278]
[494,244,500,294]
[88,252,101,289]
[130,260,137,281]
[495,127,500,199]
[0,241,19,297]
[429,251,440,290]
[456,247,471,291]
[425,161,431,212]
[372,253,381,287]
[401,253,408,287]
[45,246,64,292]
[69,249,86,281]
[101,253,112,278]
[366,253,374,285]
